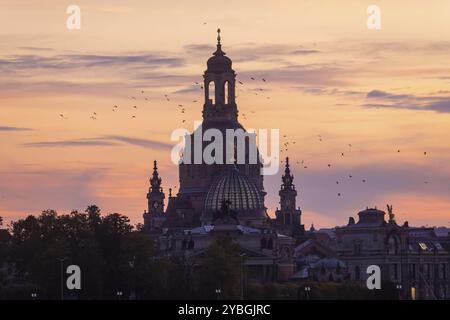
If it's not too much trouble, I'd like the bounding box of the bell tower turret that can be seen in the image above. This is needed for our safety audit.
[143,160,166,231]
[203,28,237,123]
[275,157,304,239]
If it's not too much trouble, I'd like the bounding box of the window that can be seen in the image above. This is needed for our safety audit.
[423,264,429,279]
[410,264,416,280]
[224,81,229,104]
[388,236,399,254]
[391,264,398,280]
[354,242,361,255]
[208,81,215,104]
[355,265,361,280]
[418,242,428,251]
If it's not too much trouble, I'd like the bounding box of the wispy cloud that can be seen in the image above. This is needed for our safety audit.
[17,46,55,52]
[290,49,321,55]
[21,135,172,150]
[22,139,120,148]
[294,86,362,97]
[0,52,184,71]
[365,90,450,113]
[102,135,172,149]
[0,126,33,132]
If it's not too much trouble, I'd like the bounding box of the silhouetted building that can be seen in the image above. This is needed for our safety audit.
[142,30,305,282]
[275,157,304,240]
[335,207,450,299]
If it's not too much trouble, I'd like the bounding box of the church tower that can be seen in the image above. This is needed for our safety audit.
[176,29,264,225]
[143,160,165,230]
[202,28,237,122]
[275,157,304,238]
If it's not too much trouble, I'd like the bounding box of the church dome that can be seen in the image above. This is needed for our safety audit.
[206,28,233,74]
[207,53,232,74]
[204,166,265,216]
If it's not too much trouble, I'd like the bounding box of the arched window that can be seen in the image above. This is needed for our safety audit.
[208,81,215,104]
[261,237,267,249]
[285,213,292,225]
[267,237,273,249]
[354,265,361,280]
[387,236,399,254]
[188,239,194,250]
[223,81,229,104]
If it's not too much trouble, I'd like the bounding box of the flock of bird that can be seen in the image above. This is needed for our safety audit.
[56,74,432,200]
[280,133,431,198]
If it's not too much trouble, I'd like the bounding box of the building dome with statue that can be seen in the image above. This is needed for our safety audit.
[203,166,266,225]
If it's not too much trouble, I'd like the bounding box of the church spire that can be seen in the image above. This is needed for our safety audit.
[150,160,162,192]
[275,157,303,232]
[281,157,294,190]
[214,28,225,56]
[144,160,166,231]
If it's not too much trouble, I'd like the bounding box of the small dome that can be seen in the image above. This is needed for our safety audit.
[204,166,264,216]
[206,28,233,74]
[207,53,232,74]
[357,208,386,225]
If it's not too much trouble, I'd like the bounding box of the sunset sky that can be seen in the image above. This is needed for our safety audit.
[1,0,450,228]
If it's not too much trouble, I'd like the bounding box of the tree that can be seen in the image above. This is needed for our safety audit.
[6,206,135,299]
[193,234,242,299]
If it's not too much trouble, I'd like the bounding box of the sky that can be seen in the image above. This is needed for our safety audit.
[1,0,450,228]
